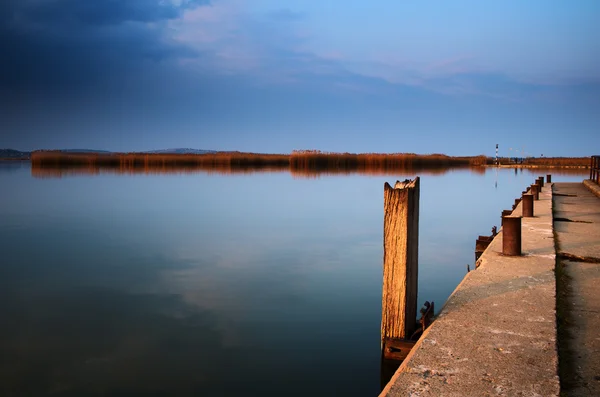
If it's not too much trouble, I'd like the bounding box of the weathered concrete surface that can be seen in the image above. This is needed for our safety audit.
[553,182,600,396]
[554,183,600,261]
[381,185,559,397]
[583,179,600,199]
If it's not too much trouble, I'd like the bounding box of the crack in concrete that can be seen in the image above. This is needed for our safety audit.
[558,252,600,264]
[554,218,593,224]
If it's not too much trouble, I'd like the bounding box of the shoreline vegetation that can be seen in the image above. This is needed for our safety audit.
[27,150,590,177]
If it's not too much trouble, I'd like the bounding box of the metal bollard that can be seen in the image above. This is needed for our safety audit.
[530,184,540,200]
[522,194,534,217]
[547,174,552,183]
[501,209,513,226]
[502,216,522,256]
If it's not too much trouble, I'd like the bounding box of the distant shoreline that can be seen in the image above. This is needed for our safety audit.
[21,151,591,178]
[5,159,588,169]
[484,164,589,169]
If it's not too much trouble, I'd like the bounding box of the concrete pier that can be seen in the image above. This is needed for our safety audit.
[553,181,600,396]
[381,184,560,396]
[381,179,600,396]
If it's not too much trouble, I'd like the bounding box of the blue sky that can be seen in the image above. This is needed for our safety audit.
[1,0,599,156]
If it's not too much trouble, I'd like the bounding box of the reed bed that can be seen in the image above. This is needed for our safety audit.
[290,151,487,171]
[31,151,588,178]
[519,157,590,167]
[31,151,289,168]
[31,150,488,173]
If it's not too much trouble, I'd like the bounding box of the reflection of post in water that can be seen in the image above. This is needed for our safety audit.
[381,178,422,389]
[495,167,498,189]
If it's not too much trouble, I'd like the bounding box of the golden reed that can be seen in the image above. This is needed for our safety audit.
[30,150,588,178]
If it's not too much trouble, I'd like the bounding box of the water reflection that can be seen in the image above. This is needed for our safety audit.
[31,164,484,179]
[0,163,589,396]
[30,162,590,179]
[0,160,29,173]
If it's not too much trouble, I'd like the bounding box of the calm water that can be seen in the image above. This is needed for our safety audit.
[0,162,588,396]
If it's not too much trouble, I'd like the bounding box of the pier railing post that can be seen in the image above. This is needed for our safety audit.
[382,178,420,351]
[522,194,534,217]
[546,174,552,183]
[502,216,522,256]
[538,177,544,188]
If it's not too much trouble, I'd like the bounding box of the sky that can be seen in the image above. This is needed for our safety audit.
[1,0,599,156]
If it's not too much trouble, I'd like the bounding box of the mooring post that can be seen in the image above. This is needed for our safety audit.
[501,209,513,226]
[502,216,522,256]
[538,177,544,188]
[547,174,552,183]
[382,178,420,353]
[530,184,540,200]
[522,193,534,217]
[514,198,521,209]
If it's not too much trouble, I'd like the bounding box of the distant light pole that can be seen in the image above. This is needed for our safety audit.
[495,144,499,166]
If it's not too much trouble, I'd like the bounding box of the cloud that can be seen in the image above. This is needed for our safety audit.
[3,0,596,111]
[0,0,205,94]
[166,2,539,102]
[15,0,179,27]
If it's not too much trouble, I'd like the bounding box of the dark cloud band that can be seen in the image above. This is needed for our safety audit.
[0,0,205,92]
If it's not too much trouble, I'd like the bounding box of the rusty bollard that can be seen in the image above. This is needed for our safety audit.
[530,184,540,200]
[538,177,544,188]
[502,216,522,256]
[512,199,519,210]
[522,194,534,217]
[547,174,552,183]
[501,210,513,226]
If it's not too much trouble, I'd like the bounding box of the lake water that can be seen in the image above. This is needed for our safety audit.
[0,162,588,396]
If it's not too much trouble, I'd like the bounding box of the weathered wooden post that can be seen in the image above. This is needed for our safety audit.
[546,174,552,183]
[538,176,544,188]
[382,178,419,358]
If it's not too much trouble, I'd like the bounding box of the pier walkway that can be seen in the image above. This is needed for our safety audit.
[381,180,600,397]
[554,182,600,396]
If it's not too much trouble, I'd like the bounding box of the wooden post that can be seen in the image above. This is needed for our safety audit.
[382,178,420,351]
